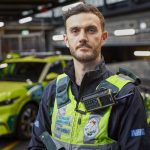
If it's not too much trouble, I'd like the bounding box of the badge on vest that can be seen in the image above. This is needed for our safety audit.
[84,118,99,138]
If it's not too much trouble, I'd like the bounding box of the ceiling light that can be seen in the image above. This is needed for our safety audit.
[22,10,33,16]
[52,35,64,41]
[85,0,104,7]
[134,51,150,56]
[38,5,44,10]
[62,2,84,12]
[140,22,147,30]
[35,10,52,18]
[59,0,66,3]
[0,22,4,27]
[21,30,29,35]
[114,29,136,36]
[19,17,32,24]
[106,0,125,5]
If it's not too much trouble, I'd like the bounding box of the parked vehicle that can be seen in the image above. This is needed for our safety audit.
[0,52,72,139]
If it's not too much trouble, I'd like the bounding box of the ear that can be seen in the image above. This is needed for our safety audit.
[63,34,69,48]
[101,31,108,45]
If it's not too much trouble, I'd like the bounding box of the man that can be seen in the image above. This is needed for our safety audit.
[29,3,150,150]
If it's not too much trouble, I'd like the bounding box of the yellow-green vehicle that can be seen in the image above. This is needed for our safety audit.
[142,92,150,124]
[0,52,72,139]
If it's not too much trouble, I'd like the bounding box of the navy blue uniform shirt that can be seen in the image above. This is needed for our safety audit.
[28,59,150,150]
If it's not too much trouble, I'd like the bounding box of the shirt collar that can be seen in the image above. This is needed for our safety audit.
[64,56,108,83]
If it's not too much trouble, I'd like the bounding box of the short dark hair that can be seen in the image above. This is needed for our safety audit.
[63,3,105,31]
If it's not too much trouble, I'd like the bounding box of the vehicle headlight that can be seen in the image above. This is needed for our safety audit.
[0,97,19,106]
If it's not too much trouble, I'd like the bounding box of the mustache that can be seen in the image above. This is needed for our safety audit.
[76,43,92,49]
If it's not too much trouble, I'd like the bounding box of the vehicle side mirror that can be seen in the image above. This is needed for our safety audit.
[46,72,59,81]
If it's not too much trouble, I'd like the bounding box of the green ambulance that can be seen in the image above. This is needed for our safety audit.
[0,52,72,139]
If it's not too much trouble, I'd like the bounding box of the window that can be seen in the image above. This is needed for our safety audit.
[48,61,63,74]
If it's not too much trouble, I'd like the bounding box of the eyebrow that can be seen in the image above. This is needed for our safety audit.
[86,25,97,29]
[69,25,97,30]
[69,26,80,30]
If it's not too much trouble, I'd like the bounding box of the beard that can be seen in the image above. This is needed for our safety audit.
[69,44,101,63]
[70,49,99,62]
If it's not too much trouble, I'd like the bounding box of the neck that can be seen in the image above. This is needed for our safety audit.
[74,57,101,86]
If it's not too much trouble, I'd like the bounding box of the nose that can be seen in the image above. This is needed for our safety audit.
[79,30,88,43]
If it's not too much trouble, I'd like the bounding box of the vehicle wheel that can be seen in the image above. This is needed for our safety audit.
[16,103,38,140]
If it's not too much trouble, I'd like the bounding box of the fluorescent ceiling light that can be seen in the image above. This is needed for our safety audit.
[62,2,83,12]
[134,51,150,56]
[35,10,52,18]
[85,0,104,7]
[22,10,33,16]
[52,35,64,41]
[59,0,66,3]
[140,22,147,30]
[106,0,125,5]
[19,17,32,24]
[114,29,136,36]
[21,30,29,35]
[38,5,45,10]
[0,22,4,27]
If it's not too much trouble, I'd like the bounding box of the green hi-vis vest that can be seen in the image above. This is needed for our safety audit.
[51,73,132,150]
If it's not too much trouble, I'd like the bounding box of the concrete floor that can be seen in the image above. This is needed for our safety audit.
[0,137,29,150]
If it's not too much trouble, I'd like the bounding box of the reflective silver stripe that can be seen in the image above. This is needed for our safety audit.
[84,114,102,144]
[58,105,67,115]
[54,105,67,138]
[53,138,118,150]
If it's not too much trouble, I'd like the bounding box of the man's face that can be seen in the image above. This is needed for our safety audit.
[64,13,108,62]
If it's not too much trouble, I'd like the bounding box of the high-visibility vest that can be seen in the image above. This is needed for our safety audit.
[50,73,131,150]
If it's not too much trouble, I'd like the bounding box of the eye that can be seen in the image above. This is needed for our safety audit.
[71,27,79,34]
[87,26,97,33]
